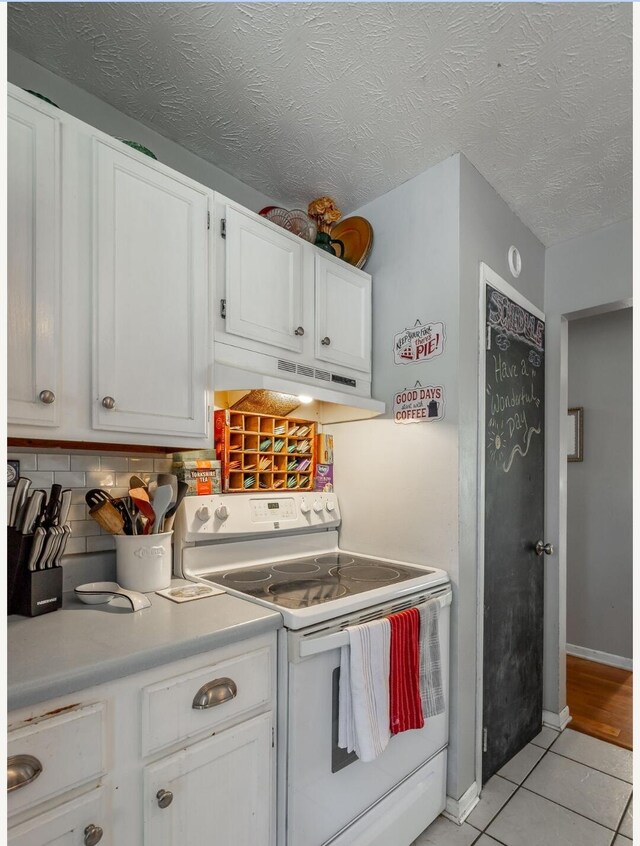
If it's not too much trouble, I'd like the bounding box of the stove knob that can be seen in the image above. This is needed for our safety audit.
[195,506,211,522]
[313,500,323,513]
[325,500,336,512]
[300,499,311,514]
[215,504,229,520]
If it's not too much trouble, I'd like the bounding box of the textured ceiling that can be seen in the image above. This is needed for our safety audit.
[8,2,632,246]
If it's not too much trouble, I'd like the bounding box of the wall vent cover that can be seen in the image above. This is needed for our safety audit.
[315,370,331,382]
[278,359,296,373]
[297,364,314,378]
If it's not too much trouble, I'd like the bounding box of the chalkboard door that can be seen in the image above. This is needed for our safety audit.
[482,280,546,784]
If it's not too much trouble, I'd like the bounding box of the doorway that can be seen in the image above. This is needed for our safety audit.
[478,264,547,784]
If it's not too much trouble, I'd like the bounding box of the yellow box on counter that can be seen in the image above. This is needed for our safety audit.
[316,434,334,465]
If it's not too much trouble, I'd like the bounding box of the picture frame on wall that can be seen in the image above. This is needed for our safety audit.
[567,407,584,462]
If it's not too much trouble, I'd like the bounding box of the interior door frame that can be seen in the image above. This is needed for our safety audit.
[475,262,546,790]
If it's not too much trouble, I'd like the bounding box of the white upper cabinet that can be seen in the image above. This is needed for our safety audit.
[315,254,372,373]
[7,95,61,427]
[92,139,210,438]
[224,204,305,354]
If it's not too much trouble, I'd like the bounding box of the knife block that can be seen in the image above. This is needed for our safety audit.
[7,528,63,617]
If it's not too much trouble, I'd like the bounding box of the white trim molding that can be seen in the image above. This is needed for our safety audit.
[542,706,572,732]
[566,644,632,671]
[444,782,480,825]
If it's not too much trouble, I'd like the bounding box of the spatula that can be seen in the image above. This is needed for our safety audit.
[129,487,156,534]
[162,481,188,532]
[150,484,173,535]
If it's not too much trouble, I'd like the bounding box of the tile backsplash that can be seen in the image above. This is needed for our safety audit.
[8,451,173,557]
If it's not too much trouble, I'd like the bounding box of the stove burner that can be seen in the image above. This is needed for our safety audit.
[314,554,355,566]
[267,579,348,608]
[222,569,271,583]
[272,561,320,574]
[335,564,402,582]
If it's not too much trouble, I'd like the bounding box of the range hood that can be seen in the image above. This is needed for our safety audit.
[214,363,385,424]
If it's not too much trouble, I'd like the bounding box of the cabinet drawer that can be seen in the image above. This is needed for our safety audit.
[141,647,272,756]
[8,787,107,846]
[8,703,106,817]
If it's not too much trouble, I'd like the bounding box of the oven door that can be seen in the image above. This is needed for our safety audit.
[285,590,450,846]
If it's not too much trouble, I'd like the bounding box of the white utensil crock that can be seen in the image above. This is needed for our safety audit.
[115,531,173,592]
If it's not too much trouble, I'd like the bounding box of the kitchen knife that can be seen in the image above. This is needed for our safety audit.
[26,527,47,571]
[57,489,72,527]
[53,525,72,567]
[9,477,31,528]
[19,491,45,535]
[39,528,61,570]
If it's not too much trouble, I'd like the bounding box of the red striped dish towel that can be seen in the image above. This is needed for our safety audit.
[389,608,424,734]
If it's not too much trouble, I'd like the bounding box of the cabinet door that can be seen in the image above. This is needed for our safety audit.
[315,255,371,373]
[8,789,107,846]
[225,205,304,353]
[144,713,272,846]
[8,95,61,426]
[93,139,210,438]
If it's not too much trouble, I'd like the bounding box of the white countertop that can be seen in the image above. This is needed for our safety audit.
[8,584,282,711]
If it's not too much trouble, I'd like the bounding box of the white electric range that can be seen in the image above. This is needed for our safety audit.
[173,492,451,846]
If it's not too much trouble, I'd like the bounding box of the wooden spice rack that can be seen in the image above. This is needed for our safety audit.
[214,410,316,493]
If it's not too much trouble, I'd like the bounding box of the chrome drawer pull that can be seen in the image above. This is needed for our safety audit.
[321,336,331,346]
[294,326,305,336]
[156,789,173,809]
[7,754,43,792]
[192,677,238,710]
[101,396,116,410]
[38,390,55,404]
[84,824,103,846]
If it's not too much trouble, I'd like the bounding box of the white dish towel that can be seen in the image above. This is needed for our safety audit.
[338,617,391,762]
[418,598,445,718]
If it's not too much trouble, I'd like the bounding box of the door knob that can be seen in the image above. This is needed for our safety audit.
[101,396,116,410]
[38,390,55,404]
[84,824,103,846]
[156,789,173,809]
[294,326,305,336]
[535,541,554,556]
[321,337,331,346]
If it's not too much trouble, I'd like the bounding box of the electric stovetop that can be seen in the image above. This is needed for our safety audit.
[204,552,437,610]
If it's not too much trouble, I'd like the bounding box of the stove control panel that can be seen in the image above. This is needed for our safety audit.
[174,492,341,542]
[250,497,297,522]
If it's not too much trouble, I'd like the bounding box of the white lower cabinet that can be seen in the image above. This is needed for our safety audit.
[144,713,272,845]
[7,632,276,846]
[8,789,107,846]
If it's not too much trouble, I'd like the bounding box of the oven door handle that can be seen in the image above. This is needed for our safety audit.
[297,590,452,659]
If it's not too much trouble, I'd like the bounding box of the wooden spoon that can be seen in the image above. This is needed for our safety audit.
[89,500,125,535]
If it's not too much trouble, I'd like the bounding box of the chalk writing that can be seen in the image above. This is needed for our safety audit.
[488,289,544,351]
[486,288,544,474]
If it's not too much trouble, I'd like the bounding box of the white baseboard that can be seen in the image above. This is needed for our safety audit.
[566,643,633,671]
[543,706,572,731]
[443,782,479,825]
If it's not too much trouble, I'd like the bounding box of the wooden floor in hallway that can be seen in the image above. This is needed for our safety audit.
[566,654,632,750]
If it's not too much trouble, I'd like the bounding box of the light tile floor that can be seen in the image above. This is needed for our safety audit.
[413,728,633,846]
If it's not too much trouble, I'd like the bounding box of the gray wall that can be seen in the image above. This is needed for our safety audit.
[8,49,278,212]
[458,155,545,787]
[328,153,545,804]
[543,218,632,717]
[566,308,632,660]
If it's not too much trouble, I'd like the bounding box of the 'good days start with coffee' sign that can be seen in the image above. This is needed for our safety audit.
[393,384,445,424]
